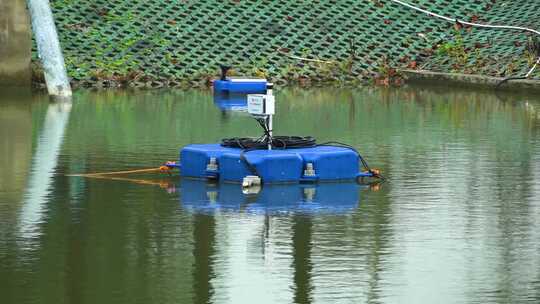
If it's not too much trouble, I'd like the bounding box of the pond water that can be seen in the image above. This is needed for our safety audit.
[1,86,539,304]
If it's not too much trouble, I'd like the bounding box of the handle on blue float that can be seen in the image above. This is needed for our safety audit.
[358,171,374,178]
[159,161,180,176]
[357,169,384,179]
[162,161,180,170]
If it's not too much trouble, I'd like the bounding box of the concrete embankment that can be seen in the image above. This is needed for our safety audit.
[402,70,540,93]
[0,0,31,86]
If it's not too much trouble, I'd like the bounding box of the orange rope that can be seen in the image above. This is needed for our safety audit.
[74,174,175,188]
[67,167,171,177]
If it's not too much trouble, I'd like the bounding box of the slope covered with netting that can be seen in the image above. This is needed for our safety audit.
[43,0,540,87]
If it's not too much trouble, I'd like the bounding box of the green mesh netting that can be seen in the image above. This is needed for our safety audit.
[41,0,540,87]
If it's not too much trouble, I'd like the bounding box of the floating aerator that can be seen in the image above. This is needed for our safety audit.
[168,77,383,186]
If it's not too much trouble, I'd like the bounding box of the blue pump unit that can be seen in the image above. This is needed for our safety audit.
[179,179,363,215]
[178,144,374,183]
[213,65,267,94]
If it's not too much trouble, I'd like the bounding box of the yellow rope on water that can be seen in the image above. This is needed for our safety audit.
[75,174,175,188]
[67,167,170,177]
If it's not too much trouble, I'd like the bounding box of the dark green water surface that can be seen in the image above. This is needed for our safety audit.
[1,86,539,304]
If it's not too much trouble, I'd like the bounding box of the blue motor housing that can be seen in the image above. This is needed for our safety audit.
[213,78,267,94]
[179,179,362,215]
[179,144,370,183]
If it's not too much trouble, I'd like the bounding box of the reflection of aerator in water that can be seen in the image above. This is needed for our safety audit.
[212,65,265,118]
[212,65,266,112]
[213,93,249,112]
[177,179,374,215]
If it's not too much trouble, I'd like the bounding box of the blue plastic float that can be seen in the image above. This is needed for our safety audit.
[178,144,374,183]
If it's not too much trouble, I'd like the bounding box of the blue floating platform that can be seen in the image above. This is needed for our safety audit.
[179,144,373,183]
[179,179,362,215]
[213,77,267,94]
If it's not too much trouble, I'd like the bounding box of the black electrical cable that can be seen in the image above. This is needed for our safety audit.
[495,76,527,90]
[221,135,382,179]
[222,116,317,150]
[496,38,540,89]
[220,111,384,180]
[222,136,317,150]
[222,136,316,178]
[389,0,540,90]
[316,141,372,172]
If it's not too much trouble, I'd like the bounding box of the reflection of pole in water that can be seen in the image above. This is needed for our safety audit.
[192,214,216,304]
[18,101,71,240]
[347,91,356,126]
[292,215,313,304]
[220,110,230,123]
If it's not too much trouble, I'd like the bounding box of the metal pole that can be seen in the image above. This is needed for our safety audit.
[267,115,272,150]
[266,83,274,150]
[26,0,71,98]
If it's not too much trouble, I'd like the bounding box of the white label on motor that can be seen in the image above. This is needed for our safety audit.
[247,94,265,115]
